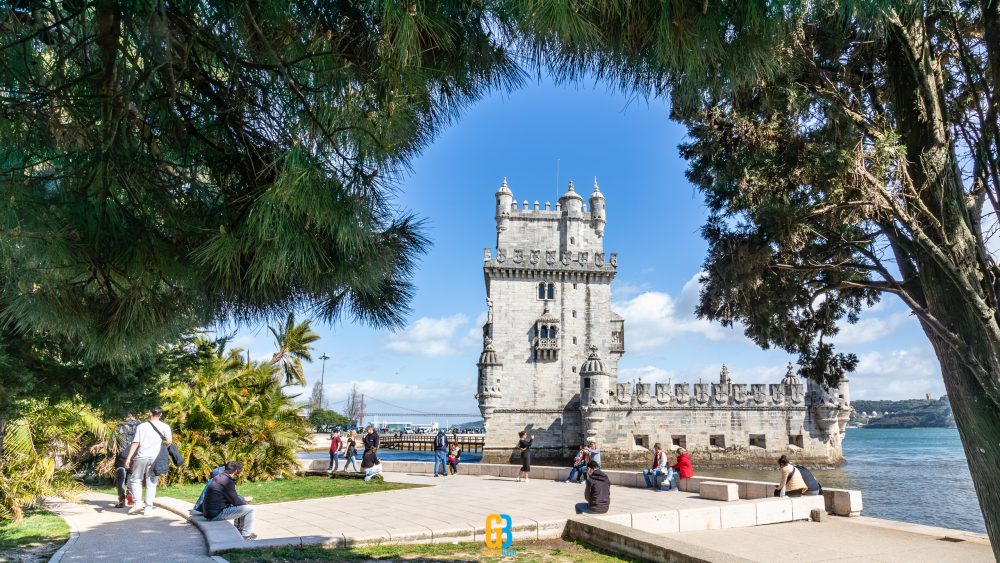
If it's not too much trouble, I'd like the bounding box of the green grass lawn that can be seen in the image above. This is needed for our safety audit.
[223,539,642,562]
[89,475,421,505]
[0,509,70,561]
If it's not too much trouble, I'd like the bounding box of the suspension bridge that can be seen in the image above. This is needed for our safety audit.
[322,395,481,426]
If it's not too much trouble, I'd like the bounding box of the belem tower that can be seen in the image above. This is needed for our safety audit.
[475,178,853,467]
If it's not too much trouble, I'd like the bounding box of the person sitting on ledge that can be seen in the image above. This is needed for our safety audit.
[583,440,602,469]
[203,461,256,541]
[775,455,822,497]
[642,443,669,490]
[361,447,383,482]
[565,445,588,483]
[575,461,610,514]
[669,447,693,491]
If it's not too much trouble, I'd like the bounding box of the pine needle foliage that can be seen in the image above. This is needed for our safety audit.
[160,337,312,484]
[0,1,522,363]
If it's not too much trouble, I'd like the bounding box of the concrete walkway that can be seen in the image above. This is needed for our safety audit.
[250,472,819,546]
[46,493,213,562]
[665,517,994,562]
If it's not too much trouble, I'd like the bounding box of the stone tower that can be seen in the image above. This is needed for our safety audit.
[476,178,850,467]
[477,178,623,463]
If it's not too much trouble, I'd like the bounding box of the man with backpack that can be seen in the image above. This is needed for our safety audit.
[775,455,823,497]
[124,408,173,515]
[433,429,449,477]
[112,414,140,508]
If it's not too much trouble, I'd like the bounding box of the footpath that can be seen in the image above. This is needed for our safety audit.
[45,492,215,562]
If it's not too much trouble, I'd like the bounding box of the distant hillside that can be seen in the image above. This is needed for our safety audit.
[852,397,955,428]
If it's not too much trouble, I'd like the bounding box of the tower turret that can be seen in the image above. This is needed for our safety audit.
[475,337,503,425]
[590,178,606,237]
[559,180,584,217]
[579,346,609,441]
[495,178,513,233]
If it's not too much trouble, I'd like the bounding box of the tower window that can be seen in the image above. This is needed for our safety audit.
[584,378,591,389]
[540,326,548,338]
[749,434,766,448]
[550,326,557,338]
[570,237,575,244]
[538,282,545,299]
[572,310,577,318]
[672,435,687,449]
[709,434,726,448]
[547,283,554,299]
[573,337,577,344]
[572,366,577,373]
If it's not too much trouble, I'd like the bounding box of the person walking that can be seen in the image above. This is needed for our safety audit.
[574,461,610,514]
[343,431,359,472]
[112,414,140,508]
[203,461,257,540]
[328,430,343,472]
[642,443,668,490]
[123,408,172,516]
[433,429,449,477]
[516,431,533,482]
[361,447,383,482]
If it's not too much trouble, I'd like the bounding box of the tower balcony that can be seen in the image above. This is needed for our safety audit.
[534,337,560,361]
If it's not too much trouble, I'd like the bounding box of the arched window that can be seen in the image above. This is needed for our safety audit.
[540,326,548,339]
[538,282,546,299]
[550,326,557,338]
[547,283,554,299]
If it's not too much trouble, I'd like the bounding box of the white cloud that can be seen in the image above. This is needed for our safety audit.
[612,272,729,351]
[618,365,674,382]
[459,312,488,350]
[612,280,650,299]
[386,313,471,356]
[831,312,911,346]
[850,347,944,400]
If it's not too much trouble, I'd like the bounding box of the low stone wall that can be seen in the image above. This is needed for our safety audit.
[564,517,752,563]
[295,459,863,517]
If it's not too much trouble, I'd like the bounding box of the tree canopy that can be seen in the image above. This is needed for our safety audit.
[0,1,522,363]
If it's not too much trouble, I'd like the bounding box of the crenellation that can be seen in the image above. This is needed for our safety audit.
[479,177,850,468]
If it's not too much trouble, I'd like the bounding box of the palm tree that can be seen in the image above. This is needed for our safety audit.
[269,312,320,386]
[161,338,311,484]
[0,401,108,521]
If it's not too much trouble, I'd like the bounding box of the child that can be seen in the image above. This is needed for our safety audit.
[447,445,462,475]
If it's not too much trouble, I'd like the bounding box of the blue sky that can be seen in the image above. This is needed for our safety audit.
[228,77,944,424]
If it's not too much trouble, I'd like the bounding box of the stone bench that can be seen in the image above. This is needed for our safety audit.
[699,481,739,501]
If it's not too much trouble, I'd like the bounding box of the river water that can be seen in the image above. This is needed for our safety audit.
[695,428,985,533]
[302,428,985,533]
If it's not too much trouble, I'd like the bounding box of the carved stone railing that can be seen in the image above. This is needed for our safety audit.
[609,382,813,409]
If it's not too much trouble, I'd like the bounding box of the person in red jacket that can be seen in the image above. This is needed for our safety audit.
[668,448,693,491]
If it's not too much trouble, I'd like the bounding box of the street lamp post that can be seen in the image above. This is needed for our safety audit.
[319,353,330,410]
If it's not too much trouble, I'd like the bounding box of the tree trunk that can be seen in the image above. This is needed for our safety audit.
[920,303,1000,558]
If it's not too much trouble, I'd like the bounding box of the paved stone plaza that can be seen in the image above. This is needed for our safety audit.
[248,472,818,546]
